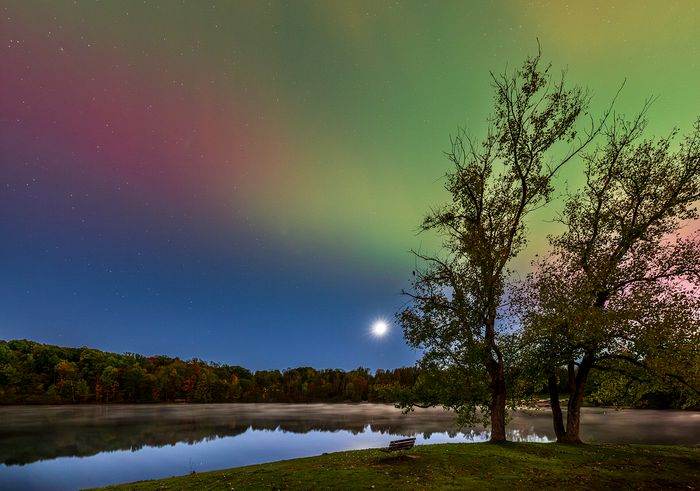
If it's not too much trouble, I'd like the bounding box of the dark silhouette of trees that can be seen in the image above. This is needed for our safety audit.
[520,109,700,442]
[398,50,602,441]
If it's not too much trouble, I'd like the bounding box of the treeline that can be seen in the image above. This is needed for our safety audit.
[0,339,417,404]
[0,339,690,408]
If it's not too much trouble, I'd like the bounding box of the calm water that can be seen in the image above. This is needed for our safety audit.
[1,403,698,490]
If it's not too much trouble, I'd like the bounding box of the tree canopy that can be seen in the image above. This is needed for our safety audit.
[520,110,700,442]
[398,50,602,441]
[400,51,700,444]
[0,339,416,404]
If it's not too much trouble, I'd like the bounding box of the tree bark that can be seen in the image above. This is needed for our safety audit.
[485,312,507,443]
[547,373,566,442]
[489,363,507,442]
[555,296,606,442]
[561,353,594,443]
[548,354,595,443]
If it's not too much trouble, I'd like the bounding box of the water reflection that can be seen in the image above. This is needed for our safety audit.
[0,403,508,465]
[0,404,697,491]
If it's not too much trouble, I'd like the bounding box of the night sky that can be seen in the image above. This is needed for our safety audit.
[2,1,699,370]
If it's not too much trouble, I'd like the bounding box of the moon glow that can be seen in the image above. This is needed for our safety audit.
[372,320,389,337]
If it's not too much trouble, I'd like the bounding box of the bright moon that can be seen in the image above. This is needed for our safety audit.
[372,320,389,337]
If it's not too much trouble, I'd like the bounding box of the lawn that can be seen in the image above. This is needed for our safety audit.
[95,442,699,490]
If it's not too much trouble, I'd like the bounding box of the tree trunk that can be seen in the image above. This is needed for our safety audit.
[489,362,507,442]
[549,354,594,443]
[547,373,566,442]
[561,354,594,443]
[485,312,507,443]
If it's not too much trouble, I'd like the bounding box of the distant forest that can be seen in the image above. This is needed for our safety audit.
[0,339,691,408]
[0,339,417,404]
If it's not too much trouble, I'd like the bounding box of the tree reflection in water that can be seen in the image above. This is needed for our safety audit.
[1,403,515,465]
[1,404,698,466]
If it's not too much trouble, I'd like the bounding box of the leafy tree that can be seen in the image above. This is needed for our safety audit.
[521,110,700,442]
[121,364,152,402]
[99,366,121,403]
[399,51,601,441]
[254,369,284,401]
[53,359,88,402]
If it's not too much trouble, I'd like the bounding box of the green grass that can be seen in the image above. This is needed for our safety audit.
[95,443,700,490]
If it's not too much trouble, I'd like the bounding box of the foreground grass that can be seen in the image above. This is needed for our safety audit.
[97,443,699,490]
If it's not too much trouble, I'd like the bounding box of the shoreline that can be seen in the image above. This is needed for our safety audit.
[93,442,700,490]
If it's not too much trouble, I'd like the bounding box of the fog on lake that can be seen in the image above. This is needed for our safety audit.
[1,403,698,490]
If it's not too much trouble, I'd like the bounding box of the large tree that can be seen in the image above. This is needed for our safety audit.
[398,51,602,441]
[521,111,700,443]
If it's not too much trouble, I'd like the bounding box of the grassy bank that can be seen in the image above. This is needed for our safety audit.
[96,442,699,490]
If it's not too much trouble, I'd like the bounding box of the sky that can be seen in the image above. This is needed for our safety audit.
[1,1,699,370]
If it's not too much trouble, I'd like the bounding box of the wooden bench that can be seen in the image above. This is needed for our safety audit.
[381,437,416,453]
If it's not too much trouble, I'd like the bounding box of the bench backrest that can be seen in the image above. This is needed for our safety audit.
[388,437,416,450]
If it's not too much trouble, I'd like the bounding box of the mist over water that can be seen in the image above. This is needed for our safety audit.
[1,404,698,490]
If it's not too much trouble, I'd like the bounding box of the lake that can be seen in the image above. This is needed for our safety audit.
[1,403,698,490]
